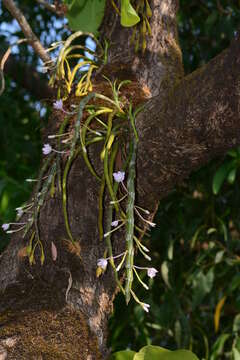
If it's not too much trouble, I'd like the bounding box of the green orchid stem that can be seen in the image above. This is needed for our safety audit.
[80,109,108,181]
[104,148,119,213]
[62,150,78,243]
[57,116,70,193]
[62,93,95,244]
[105,202,125,295]
[125,136,138,304]
[98,174,105,241]
[25,153,55,240]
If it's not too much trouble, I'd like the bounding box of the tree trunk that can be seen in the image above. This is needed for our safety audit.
[1,1,240,359]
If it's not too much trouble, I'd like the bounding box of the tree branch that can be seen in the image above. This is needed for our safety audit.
[34,0,57,14]
[2,0,52,65]
[4,54,55,100]
[0,41,54,99]
[137,36,240,208]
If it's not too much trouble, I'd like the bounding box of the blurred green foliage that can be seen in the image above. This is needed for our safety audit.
[0,79,42,251]
[178,0,240,73]
[1,1,240,359]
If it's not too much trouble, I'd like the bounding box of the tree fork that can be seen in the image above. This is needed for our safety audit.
[137,36,240,208]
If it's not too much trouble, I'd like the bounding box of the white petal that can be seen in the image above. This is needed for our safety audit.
[142,303,150,312]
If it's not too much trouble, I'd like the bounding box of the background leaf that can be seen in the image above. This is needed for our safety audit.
[66,0,106,33]
[134,346,199,360]
[110,350,136,360]
[192,268,214,309]
[212,161,235,195]
[233,348,240,360]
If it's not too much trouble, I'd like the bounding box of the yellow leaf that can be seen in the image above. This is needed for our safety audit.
[214,296,226,333]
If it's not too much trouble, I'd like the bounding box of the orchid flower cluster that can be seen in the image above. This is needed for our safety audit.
[96,169,158,313]
[2,32,158,312]
[2,158,58,264]
[2,86,158,311]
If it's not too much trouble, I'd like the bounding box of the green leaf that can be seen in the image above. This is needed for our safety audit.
[167,240,174,260]
[212,161,235,195]
[110,350,136,360]
[228,149,238,158]
[233,314,240,333]
[205,11,218,26]
[215,250,224,264]
[207,227,217,235]
[210,334,230,360]
[228,274,240,292]
[234,338,240,352]
[174,320,182,348]
[63,0,76,10]
[121,0,140,27]
[161,261,172,289]
[66,0,106,33]
[0,191,9,213]
[190,225,205,249]
[233,348,240,360]
[227,167,237,184]
[192,268,214,309]
[134,346,170,360]
[217,217,228,242]
[134,346,199,360]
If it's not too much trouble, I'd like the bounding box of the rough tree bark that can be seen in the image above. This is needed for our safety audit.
[1,1,240,359]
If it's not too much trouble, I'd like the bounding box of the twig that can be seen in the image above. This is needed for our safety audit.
[0,39,27,96]
[2,0,52,65]
[34,0,57,14]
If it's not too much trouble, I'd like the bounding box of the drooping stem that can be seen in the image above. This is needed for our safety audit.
[62,149,79,243]
[80,109,107,181]
[57,116,69,192]
[62,93,95,243]
[98,174,105,241]
[125,137,137,304]
[34,0,58,14]
[103,110,119,212]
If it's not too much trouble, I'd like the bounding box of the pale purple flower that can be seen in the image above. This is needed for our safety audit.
[113,171,125,183]
[111,220,119,227]
[97,258,108,270]
[53,99,63,110]
[2,223,10,231]
[147,267,158,278]
[42,143,52,155]
[142,303,150,313]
